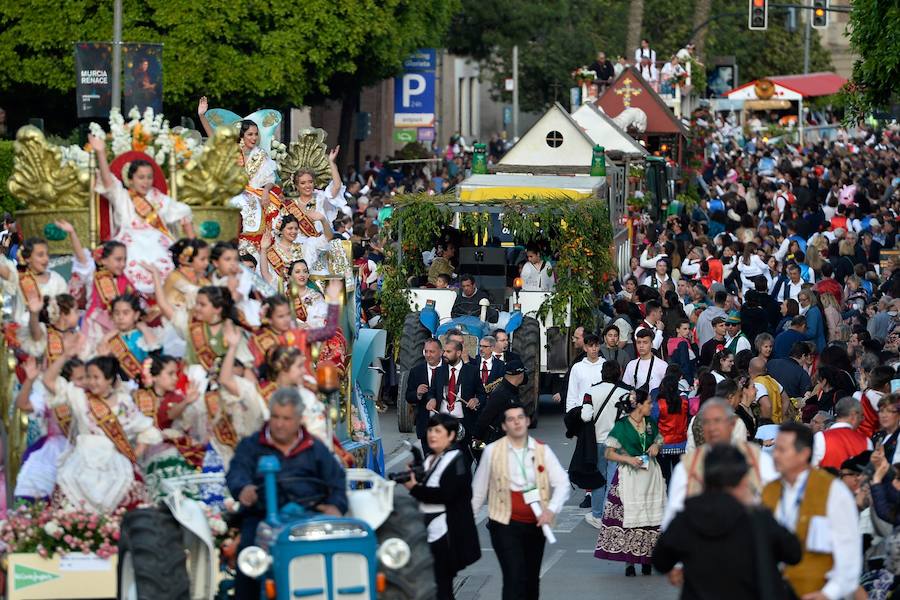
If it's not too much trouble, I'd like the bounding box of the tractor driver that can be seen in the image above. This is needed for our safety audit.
[452,274,499,322]
[227,387,348,598]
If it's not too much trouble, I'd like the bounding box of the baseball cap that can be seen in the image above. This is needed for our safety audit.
[726,311,741,325]
[504,359,526,375]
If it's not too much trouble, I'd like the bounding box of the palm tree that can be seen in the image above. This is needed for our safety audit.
[692,0,713,60]
[625,0,644,60]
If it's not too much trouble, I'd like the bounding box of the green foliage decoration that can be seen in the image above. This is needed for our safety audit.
[843,0,900,122]
[501,198,615,327]
[376,194,453,356]
[0,141,17,215]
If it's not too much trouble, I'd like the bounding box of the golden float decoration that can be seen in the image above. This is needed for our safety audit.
[754,78,776,100]
[8,122,248,251]
[277,127,332,195]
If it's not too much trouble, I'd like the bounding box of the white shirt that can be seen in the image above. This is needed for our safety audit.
[426,361,442,386]
[635,321,664,351]
[420,449,460,542]
[771,470,862,600]
[441,362,464,418]
[565,357,606,412]
[786,279,805,301]
[471,437,571,515]
[583,382,630,443]
[811,422,874,467]
[521,261,554,292]
[634,47,657,64]
[622,355,668,392]
[478,356,496,381]
[662,446,777,530]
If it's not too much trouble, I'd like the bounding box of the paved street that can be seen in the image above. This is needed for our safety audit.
[379,399,679,600]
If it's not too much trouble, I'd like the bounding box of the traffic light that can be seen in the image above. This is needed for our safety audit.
[812,0,828,29]
[749,0,768,30]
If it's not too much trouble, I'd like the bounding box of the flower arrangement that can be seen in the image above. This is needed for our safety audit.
[0,502,126,559]
[350,404,369,442]
[572,67,597,86]
[83,107,204,171]
[674,71,689,88]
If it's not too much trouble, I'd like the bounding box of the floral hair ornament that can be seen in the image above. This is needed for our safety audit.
[179,244,195,265]
[92,246,106,263]
[46,296,60,323]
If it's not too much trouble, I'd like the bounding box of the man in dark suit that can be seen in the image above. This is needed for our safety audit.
[405,338,444,451]
[492,329,521,365]
[427,339,486,456]
[477,335,506,387]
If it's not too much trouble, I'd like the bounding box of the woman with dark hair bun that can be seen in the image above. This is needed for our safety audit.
[0,236,67,328]
[198,98,283,257]
[164,238,211,308]
[86,133,193,294]
[595,387,667,576]
[260,206,335,284]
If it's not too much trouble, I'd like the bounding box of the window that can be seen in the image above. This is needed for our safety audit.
[545,130,564,148]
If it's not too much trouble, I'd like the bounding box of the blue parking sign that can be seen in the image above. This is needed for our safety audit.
[394,49,436,128]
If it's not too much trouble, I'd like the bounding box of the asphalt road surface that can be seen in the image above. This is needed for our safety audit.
[379,398,680,600]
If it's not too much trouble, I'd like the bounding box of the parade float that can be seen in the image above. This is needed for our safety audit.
[0,109,391,599]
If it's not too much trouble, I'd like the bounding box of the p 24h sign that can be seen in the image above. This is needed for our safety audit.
[394,49,436,128]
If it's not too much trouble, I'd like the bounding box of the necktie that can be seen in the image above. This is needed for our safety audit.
[481,360,489,384]
[428,366,435,385]
[447,367,457,412]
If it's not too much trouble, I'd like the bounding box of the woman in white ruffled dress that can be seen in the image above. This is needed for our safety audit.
[88,134,194,295]
[43,349,162,513]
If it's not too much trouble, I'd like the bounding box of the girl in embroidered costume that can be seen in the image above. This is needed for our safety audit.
[44,351,163,514]
[87,134,194,295]
[20,294,79,363]
[197,98,282,258]
[248,289,341,371]
[286,158,347,240]
[260,213,335,284]
[283,260,348,374]
[220,339,330,451]
[163,238,211,309]
[95,295,162,382]
[0,237,67,329]
[14,356,85,500]
[62,219,135,347]
[210,241,261,328]
[136,355,205,500]
[594,388,667,576]
[148,267,254,470]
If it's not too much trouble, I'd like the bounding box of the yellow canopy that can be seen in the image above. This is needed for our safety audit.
[458,186,594,202]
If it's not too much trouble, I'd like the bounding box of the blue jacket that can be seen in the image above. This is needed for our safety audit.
[772,329,804,360]
[226,426,348,518]
[803,306,826,353]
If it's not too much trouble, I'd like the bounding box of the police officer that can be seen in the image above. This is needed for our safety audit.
[473,358,525,446]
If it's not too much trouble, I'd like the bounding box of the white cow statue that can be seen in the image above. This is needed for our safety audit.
[612,107,648,133]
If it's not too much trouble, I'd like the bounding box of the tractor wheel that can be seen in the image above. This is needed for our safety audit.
[118,507,190,600]
[396,312,430,433]
[376,487,437,600]
[512,316,541,428]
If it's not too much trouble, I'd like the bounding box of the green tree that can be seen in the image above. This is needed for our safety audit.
[447,0,832,115]
[447,0,626,113]
[843,0,900,122]
[0,0,456,135]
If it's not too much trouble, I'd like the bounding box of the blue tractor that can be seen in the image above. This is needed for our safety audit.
[236,457,433,600]
[396,297,541,429]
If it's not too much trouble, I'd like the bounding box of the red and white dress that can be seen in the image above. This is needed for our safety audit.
[96,176,192,294]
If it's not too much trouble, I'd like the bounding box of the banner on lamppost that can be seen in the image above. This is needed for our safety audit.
[74,42,113,118]
[122,43,163,114]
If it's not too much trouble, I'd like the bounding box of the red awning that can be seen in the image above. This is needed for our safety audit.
[768,72,847,98]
